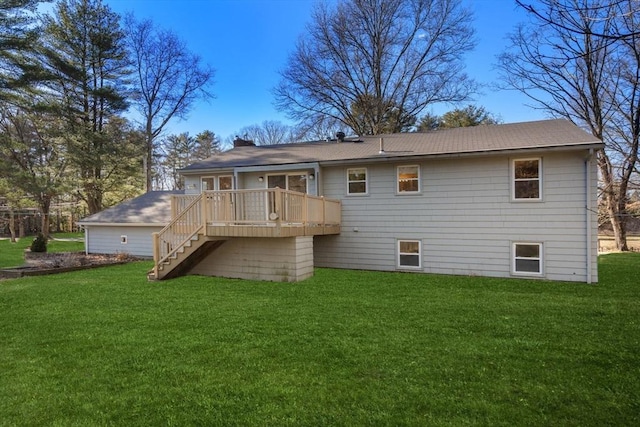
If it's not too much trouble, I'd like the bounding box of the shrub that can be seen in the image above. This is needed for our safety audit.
[30,233,48,253]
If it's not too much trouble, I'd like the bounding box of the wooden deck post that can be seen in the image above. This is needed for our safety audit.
[152,232,160,277]
[200,192,207,230]
[303,193,308,226]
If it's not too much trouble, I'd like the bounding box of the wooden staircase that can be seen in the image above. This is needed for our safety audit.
[148,233,226,281]
[149,189,342,281]
[149,193,219,281]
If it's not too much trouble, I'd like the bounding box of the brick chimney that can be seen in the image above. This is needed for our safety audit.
[233,136,256,147]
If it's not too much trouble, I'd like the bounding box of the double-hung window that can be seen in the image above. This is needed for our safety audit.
[513,242,543,275]
[513,158,541,200]
[397,165,420,193]
[398,240,422,269]
[347,168,367,195]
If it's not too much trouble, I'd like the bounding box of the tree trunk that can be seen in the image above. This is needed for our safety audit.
[607,200,629,251]
[599,153,629,251]
[18,214,24,238]
[39,196,51,239]
[8,208,16,243]
[145,127,153,192]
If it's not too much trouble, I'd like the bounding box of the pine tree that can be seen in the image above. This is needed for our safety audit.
[40,0,131,214]
[0,0,42,103]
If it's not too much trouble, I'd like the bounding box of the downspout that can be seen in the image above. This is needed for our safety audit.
[585,148,594,284]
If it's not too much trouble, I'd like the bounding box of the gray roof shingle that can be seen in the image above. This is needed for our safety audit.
[181,119,602,173]
[78,191,183,225]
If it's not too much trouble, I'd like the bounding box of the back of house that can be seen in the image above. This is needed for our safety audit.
[173,119,601,283]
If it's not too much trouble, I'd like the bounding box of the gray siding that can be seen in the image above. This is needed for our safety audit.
[314,150,598,282]
[86,225,161,257]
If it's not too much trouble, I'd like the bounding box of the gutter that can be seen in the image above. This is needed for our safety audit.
[585,148,594,284]
[177,144,604,175]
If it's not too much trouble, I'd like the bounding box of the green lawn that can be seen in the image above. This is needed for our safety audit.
[0,252,638,426]
[0,233,85,269]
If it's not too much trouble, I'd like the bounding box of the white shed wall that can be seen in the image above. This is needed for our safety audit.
[85,225,161,257]
[314,151,598,282]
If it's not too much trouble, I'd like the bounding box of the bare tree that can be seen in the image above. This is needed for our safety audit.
[516,0,640,41]
[497,0,640,251]
[274,0,476,136]
[125,15,215,192]
[233,120,301,145]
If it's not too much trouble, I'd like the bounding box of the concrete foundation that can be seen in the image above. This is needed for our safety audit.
[189,236,314,282]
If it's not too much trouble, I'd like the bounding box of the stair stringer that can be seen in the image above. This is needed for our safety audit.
[149,234,226,280]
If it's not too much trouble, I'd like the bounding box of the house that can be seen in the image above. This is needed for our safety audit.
[81,119,603,283]
[78,191,182,258]
[81,120,603,283]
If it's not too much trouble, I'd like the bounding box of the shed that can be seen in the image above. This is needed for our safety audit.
[78,191,182,257]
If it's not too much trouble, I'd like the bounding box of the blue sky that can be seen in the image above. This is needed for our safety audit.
[102,0,548,142]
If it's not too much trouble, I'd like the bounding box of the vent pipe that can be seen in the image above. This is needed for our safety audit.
[379,137,385,154]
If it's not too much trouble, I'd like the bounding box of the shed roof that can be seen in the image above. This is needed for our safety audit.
[181,119,602,173]
[78,191,182,225]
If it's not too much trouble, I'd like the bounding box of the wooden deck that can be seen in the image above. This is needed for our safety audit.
[150,189,341,280]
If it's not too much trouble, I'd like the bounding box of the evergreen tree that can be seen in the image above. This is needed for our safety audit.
[0,0,42,103]
[40,0,131,214]
[159,133,197,190]
[194,130,221,159]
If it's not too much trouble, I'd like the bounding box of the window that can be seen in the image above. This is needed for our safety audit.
[513,243,543,275]
[513,158,541,200]
[397,165,420,193]
[218,175,233,190]
[201,177,215,191]
[267,173,308,193]
[398,240,421,269]
[347,168,367,194]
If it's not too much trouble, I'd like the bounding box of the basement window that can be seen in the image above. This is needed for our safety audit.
[513,242,543,275]
[398,240,421,269]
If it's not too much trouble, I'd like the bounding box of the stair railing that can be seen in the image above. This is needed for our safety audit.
[152,193,205,278]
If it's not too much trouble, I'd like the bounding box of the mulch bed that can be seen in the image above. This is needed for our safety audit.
[0,252,141,279]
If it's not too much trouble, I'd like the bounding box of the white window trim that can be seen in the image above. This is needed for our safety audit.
[512,157,542,201]
[397,164,421,194]
[512,242,544,276]
[397,239,422,270]
[201,176,215,191]
[347,167,368,196]
[265,172,310,193]
[218,175,234,190]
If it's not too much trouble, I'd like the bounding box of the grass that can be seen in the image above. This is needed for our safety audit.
[0,250,639,426]
[0,233,85,269]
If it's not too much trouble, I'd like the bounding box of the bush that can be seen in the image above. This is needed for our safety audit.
[30,233,48,253]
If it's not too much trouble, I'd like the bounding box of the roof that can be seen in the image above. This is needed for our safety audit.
[180,119,603,173]
[78,191,183,225]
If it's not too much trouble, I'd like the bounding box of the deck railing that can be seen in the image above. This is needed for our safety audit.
[152,189,341,275]
[174,189,341,226]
